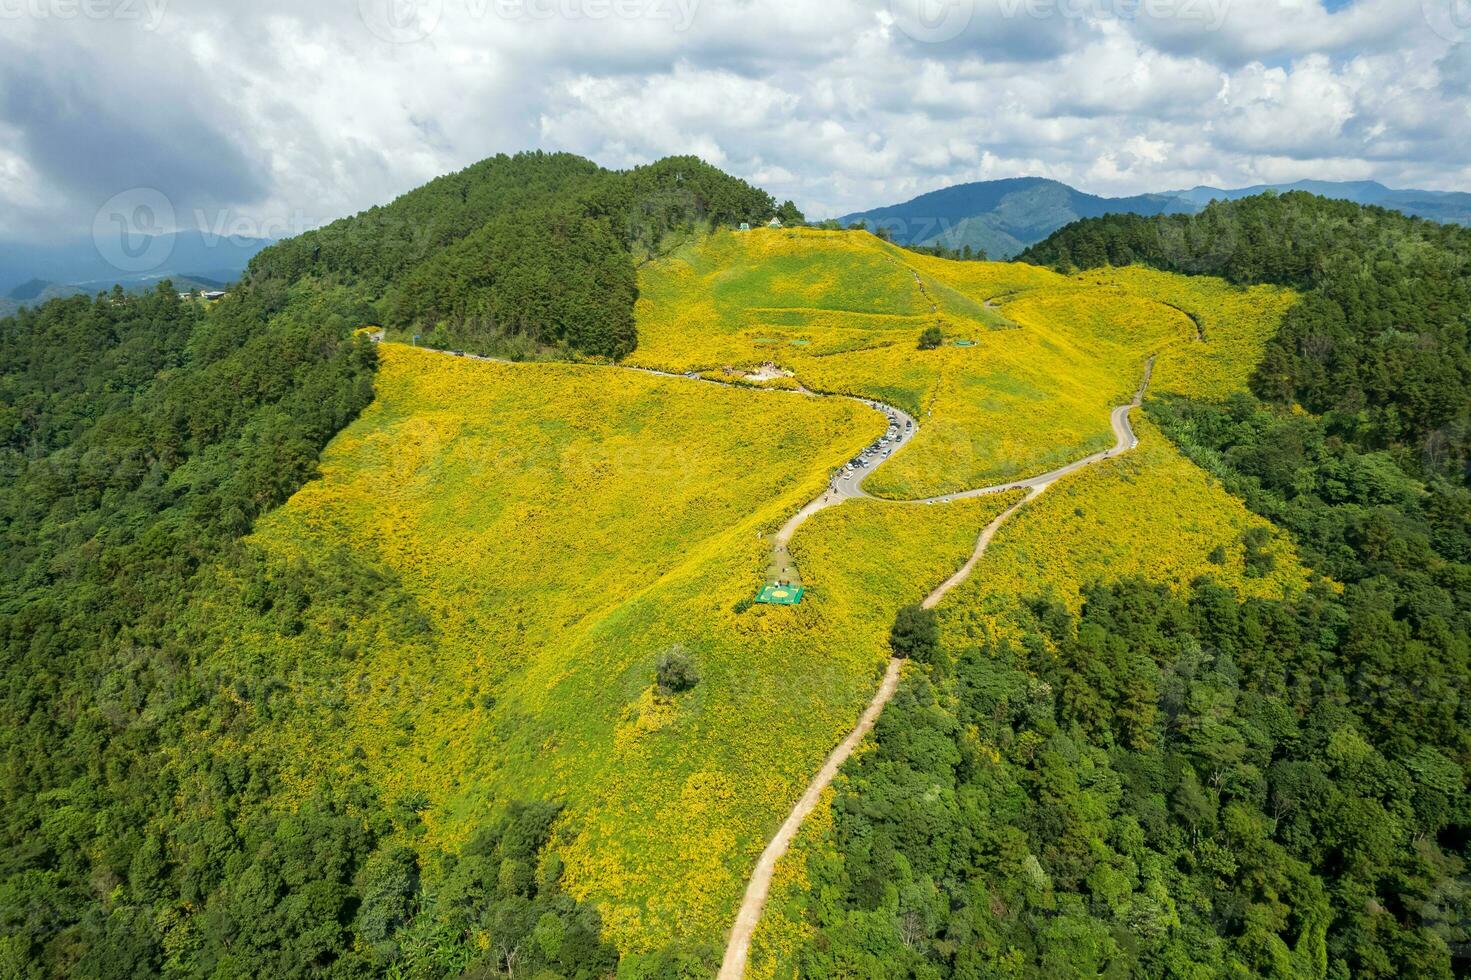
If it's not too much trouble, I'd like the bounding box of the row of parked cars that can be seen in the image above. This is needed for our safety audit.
[841,411,912,480]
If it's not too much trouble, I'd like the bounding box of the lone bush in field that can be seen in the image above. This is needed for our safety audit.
[889,604,939,663]
[656,647,700,694]
[918,326,944,350]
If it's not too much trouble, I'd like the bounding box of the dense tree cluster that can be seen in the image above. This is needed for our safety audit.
[249,151,778,360]
[0,281,378,975]
[798,570,1467,977]
[890,603,940,659]
[917,327,945,352]
[792,194,1471,978]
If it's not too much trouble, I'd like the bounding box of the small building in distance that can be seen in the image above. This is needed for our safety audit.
[739,221,751,231]
[767,217,783,229]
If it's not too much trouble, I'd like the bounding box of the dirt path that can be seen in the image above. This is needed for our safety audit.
[716,358,1154,980]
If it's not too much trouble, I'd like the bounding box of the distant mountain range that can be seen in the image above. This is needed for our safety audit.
[0,230,273,315]
[839,178,1471,259]
[0,273,233,320]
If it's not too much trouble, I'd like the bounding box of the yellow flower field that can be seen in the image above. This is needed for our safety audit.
[1074,266,1299,401]
[631,228,1293,496]
[199,230,1310,964]
[857,285,1191,495]
[941,414,1311,650]
[213,343,1032,955]
[745,786,837,980]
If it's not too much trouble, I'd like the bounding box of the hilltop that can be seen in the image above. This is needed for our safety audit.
[232,226,1306,965]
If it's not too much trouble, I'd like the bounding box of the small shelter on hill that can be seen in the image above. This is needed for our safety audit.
[767,217,783,229]
[755,584,804,606]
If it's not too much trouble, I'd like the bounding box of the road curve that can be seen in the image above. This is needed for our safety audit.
[716,357,1154,980]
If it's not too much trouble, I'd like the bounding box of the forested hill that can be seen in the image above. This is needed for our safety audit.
[1020,192,1471,482]
[245,151,782,359]
[837,176,1190,259]
[0,152,784,977]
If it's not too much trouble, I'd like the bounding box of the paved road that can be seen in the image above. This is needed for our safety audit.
[716,358,1154,980]
[770,359,1152,582]
[768,398,917,582]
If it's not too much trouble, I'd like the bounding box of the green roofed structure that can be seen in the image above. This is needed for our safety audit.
[755,584,805,605]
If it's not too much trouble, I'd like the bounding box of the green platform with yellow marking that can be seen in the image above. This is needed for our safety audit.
[755,584,805,605]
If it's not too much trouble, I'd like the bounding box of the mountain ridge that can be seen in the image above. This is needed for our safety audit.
[840,176,1471,258]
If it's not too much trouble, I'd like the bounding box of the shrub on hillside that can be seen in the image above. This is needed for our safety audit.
[656,647,700,694]
[889,604,939,663]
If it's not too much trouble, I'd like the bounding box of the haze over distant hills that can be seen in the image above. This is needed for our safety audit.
[1164,180,1471,226]
[0,231,273,316]
[840,177,1471,259]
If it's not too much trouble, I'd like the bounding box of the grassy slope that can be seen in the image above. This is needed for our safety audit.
[632,229,1260,496]
[1073,265,1300,401]
[211,344,1028,953]
[201,231,1306,961]
[942,414,1311,646]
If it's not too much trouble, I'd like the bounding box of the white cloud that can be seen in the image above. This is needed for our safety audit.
[0,0,1465,239]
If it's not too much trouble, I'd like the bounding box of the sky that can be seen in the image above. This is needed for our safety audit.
[0,0,1468,244]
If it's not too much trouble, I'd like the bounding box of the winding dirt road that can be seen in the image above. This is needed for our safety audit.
[415,341,1155,978]
[716,358,1154,980]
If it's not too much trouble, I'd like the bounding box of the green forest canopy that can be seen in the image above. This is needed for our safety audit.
[5,169,1471,978]
[1021,192,1471,483]
[0,152,783,978]
[249,151,783,360]
[781,192,1471,978]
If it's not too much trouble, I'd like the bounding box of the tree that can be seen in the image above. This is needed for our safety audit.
[656,647,700,694]
[355,846,420,949]
[776,200,806,226]
[889,604,939,662]
[918,326,944,350]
